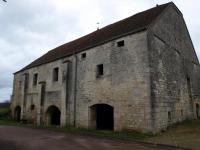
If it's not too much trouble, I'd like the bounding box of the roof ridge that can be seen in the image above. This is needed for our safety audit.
[15,2,171,74]
[49,2,171,52]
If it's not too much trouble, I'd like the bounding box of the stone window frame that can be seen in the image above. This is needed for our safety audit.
[96,64,104,78]
[168,111,172,122]
[33,73,38,86]
[117,40,125,47]
[30,104,35,111]
[53,67,59,82]
[180,109,183,116]
[81,52,86,60]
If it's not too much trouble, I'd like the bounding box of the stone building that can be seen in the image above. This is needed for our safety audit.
[11,2,200,133]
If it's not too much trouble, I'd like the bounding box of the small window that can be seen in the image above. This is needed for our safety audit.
[97,64,103,77]
[168,111,172,122]
[181,109,183,116]
[33,73,38,86]
[30,105,35,111]
[81,53,86,59]
[117,40,124,47]
[53,67,59,81]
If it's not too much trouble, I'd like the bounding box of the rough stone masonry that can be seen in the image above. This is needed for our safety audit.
[10,2,200,133]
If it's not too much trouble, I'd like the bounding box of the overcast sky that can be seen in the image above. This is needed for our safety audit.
[0,0,199,102]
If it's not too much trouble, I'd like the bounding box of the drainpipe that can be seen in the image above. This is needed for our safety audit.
[38,81,46,125]
[22,73,29,120]
[73,53,78,127]
[62,60,71,125]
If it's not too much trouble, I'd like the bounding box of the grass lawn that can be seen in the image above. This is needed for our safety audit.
[0,119,21,126]
[146,120,200,150]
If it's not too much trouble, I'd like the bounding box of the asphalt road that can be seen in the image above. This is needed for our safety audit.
[0,126,187,150]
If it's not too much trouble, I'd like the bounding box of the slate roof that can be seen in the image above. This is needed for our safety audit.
[16,2,171,73]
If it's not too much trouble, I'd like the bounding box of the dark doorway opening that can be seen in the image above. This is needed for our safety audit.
[46,106,61,125]
[196,104,199,119]
[14,106,21,122]
[90,104,114,130]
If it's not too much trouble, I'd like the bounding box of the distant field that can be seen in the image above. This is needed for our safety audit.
[147,120,200,150]
[0,102,10,119]
[0,102,10,109]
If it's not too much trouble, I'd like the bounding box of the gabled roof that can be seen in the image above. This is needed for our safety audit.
[16,2,171,73]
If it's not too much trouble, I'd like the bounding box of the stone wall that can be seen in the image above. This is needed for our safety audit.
[148,4,200,132]
[75,31,152,131]
[11,31,153,132]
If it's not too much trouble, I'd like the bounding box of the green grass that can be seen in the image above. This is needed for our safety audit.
[35,125,153,140]
[0,119,21,126]
[0,119,153,140]
[147,120,200,150]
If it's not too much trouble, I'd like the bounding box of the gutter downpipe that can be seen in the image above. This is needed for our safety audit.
[73,52,78,127]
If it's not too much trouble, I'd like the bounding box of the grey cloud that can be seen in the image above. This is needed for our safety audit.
[0,87,12,101]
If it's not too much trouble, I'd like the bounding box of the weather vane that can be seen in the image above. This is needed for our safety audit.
[97,22,100,30]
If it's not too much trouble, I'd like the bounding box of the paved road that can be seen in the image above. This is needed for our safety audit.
[0,126,186,150]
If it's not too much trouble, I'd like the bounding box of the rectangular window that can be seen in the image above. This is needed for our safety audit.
[168,111,172,122]
[97,64,103,77]
[180,109,183,116]
[33,73,38,86]
[81,53,86,60]
[117,40,124,47]
[30,105,35,111]
[53,67,59,81]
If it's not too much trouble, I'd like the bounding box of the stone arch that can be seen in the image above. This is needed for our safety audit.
[89,103,114,130]
[45,105,61,125]
[14,106,21,122]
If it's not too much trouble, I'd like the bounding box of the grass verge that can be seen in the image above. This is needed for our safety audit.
[0,119,153,141]
[147,119,200,150]
[1,118,200,149]
[0,119,21,126]
[36,125,153,140]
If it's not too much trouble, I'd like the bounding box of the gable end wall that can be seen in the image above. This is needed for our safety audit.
[147,4,200,132]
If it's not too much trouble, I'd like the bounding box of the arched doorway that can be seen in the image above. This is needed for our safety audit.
[46,105,61,125]
[14,106,21,122]
[90,104,114,130]
[196,103,199,119]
